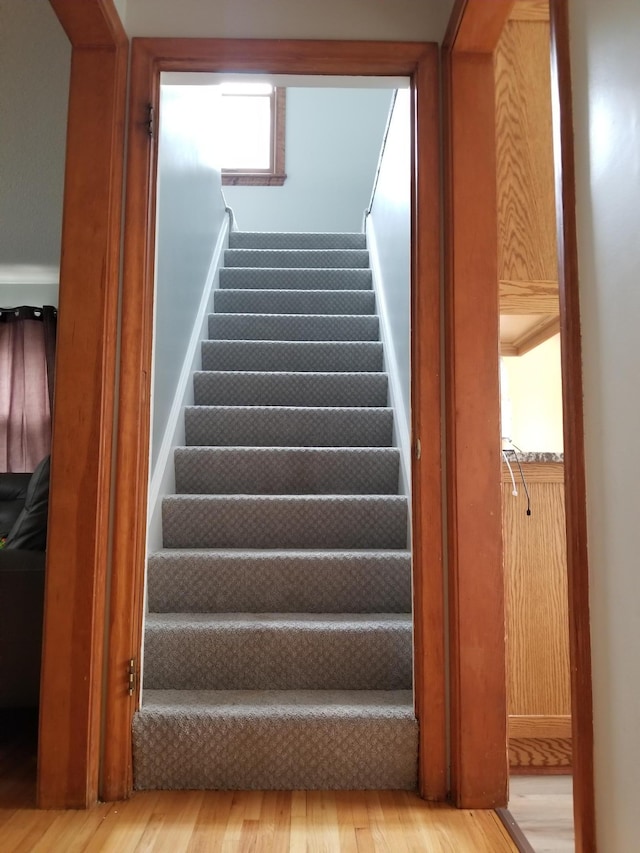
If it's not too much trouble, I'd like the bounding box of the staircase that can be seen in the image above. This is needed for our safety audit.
[132,231,417,790]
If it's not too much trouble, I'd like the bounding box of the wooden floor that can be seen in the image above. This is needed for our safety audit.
[508,775,574,853]
[0,712,518,852]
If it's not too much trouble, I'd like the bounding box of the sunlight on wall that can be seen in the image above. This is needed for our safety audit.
[502,335,564,452]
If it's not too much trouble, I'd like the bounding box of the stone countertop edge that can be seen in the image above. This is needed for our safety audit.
[502,451,564,463]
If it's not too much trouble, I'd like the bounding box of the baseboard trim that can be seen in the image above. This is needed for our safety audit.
[146,212,230,552]
[508,715,572,772]
[365,217,411,498]
[495,809,536,853]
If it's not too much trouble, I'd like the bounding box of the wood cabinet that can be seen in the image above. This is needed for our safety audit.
[502,461,572,772]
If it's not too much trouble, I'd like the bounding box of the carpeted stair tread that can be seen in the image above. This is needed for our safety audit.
[208,312,379,342]
[174,446,399,495]
[193,370,388,407]
[162,494,408,549]
[224,248,369,269]
[185,405,394,447]
[135,227,416,792]
[214,288,375,315]
[143,613,412,691]
[228,231,367,250]
[219,267,372,291]
[147,548,411,613]
[201,340,383,373]
[133,689,417,790]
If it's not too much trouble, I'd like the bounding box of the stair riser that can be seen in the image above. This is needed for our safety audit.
[147,552,412,613]
[208,313,379,342]
[228,231,367,250]
[193,372,388,408]
[133,714,417,790]
[143,621,412,691]
[219,268,372,290]
[162,495,407,549]
[184,406,394,448]
[214,289,375,315]
[201,340,383,373]
[174,447,399,495]
[224,249,369,269]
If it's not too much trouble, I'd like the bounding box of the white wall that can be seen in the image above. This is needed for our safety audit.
[124,0,454,40]
[502,335,564,452]
[0,0,70,307]
[152,86,228,469]
[224,88,393,232]
[570,1,640,849]
[366,89,412,484]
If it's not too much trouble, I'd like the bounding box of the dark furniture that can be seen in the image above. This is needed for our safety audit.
[0,457,49,708]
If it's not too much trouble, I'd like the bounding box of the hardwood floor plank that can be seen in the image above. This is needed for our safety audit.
[0,736,522,853]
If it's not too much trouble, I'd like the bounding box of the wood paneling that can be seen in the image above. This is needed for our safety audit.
[510,1,550,23]
[38,0,128,810]
[107,37,445,804]
[510,738,572,772]
[496,19,558,285]
[509,715,573,770]
[444,43,508,807]
[550,0,596,847]
[499,280,559,314]
[502,461,564,483]
[503,478,571,718]
[509,714,572,739]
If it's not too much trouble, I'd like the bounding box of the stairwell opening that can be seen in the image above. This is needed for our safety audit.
[135,74,418,790]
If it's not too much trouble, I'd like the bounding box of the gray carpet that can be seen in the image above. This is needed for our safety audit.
[134,230,416,791]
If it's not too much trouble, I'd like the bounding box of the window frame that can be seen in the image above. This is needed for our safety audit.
[221,86,287,186]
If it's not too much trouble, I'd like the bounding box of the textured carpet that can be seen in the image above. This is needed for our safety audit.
[133,690,417,790]
[174,446,400,495]
[134,230,416,790]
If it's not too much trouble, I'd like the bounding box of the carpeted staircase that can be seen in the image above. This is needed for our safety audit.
[132,230,417,790]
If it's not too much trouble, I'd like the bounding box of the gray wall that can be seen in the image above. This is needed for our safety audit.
[366,90,411,430]
[224,88,393,233]
[570,0,640,847]
[0,0,70,305]
[152,85,228,467]
[124,0,455,40]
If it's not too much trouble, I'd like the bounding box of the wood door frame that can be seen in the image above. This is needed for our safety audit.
[38,0,128,809]
[102,37,445,802]
[442,0,513,809]
[443,0,596,844]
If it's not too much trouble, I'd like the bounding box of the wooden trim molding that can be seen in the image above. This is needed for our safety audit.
[513,315,561,356]
[499,280,559,314]
[550,0,596,849]
[38,0,128,810]
[105,37,444,803]
[443,0,513,809]
[509,714,574,770]
[411,48,446,802]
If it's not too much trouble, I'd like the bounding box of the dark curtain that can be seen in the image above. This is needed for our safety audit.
[0,306,57,473]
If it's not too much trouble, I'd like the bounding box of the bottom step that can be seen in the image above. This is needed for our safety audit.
[133,689,417,791]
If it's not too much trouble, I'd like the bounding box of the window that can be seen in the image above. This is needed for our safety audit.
[219,83,287,186]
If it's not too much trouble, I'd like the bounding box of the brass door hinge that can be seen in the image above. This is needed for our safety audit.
[127,658,137,696]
